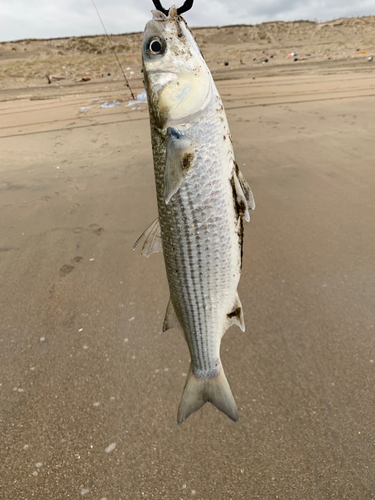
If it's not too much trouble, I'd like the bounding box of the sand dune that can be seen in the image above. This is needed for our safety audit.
[1,16,374,91]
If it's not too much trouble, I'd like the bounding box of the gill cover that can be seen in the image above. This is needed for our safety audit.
[142,5,212,124]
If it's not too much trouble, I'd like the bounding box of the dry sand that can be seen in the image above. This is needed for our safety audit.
[1,17,375,499]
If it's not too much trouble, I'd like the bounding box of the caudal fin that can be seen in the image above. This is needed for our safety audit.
[177,362,238,424]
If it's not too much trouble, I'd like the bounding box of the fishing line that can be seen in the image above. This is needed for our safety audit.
[91,0,135,99]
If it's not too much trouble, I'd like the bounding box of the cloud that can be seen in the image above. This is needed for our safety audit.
[0,0,374,41]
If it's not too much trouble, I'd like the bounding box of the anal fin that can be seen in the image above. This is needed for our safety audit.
[132,218,162,258]
[163,297,182,332]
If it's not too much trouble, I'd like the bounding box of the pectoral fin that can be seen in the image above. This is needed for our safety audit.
[164,128,195,204]
[231,165,255,221]
[132,218,162,258]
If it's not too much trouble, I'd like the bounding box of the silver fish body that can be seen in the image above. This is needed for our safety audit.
[137,7,255,424]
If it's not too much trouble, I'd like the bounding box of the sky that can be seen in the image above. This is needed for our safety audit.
[1,0,374,42]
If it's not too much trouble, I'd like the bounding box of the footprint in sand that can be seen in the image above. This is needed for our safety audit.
[59,256,84,277]
[89,223,104,235]
[59,264,75,277]
[69,203,80,214]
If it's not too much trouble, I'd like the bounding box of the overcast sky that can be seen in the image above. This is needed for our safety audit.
[1,0,374,42]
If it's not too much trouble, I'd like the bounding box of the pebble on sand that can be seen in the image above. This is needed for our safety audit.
[105,442,116,453]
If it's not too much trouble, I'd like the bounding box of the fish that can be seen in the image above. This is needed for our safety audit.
[134,3,255,424]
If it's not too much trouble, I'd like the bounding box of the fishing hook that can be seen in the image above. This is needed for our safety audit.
[152,0,194,16]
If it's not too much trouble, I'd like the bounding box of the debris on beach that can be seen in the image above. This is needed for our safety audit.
[126,90,147,107]
[99,102,120,108]
[45,74,66,84]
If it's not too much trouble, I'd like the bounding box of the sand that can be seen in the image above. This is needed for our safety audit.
[1,17,375,500]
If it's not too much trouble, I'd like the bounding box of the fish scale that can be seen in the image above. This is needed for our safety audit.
[137,6,255,423]
[156,102,236,372]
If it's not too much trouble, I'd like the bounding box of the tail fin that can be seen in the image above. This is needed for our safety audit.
[177,362,238,424]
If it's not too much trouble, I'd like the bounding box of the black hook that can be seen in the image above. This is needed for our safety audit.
[177,0,194,15]
[152,0,194,16]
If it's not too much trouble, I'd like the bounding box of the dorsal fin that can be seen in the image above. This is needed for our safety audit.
[225,292,245,333]
[237,166,255,211]
[231,165,255,222]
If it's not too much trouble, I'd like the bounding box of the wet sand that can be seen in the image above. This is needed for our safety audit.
[1,57,375,498]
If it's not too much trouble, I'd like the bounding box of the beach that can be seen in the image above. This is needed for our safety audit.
[1,18,375,499]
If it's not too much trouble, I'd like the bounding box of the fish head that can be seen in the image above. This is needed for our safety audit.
[142,6,212,127]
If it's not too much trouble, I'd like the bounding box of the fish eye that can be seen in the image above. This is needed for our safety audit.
[150,39,162,53]
[147,37,165,56]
